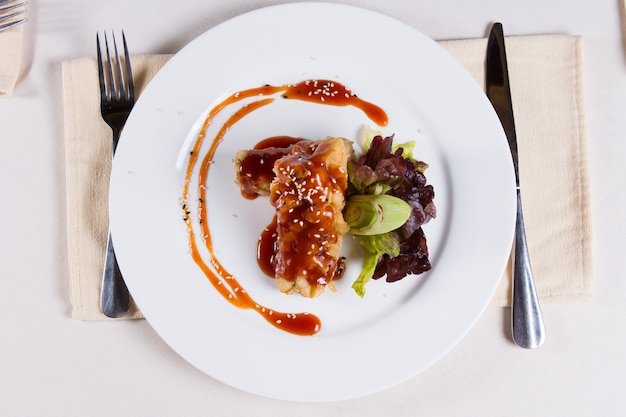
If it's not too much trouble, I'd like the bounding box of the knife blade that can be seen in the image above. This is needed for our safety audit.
[486,22,545,349]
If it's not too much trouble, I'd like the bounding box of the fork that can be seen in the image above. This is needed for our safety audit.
[97,30,135,318]
[0,0,27,32]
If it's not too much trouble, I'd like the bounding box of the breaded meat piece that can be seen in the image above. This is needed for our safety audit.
[269,137,352,297]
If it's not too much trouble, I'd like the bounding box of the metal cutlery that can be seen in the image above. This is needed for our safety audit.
[485,22,545,349]
[0,0,27,32]
[97,30,135,318]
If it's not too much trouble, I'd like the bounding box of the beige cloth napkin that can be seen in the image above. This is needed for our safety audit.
[63,35,592,319]
[63,55,171,319]
[441,35,593,306]
[0,23,25,97]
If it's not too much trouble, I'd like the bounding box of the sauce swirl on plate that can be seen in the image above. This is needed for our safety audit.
[181,80,387,336]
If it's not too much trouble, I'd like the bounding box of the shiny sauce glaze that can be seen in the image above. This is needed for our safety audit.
[268,139,347,287]
[236,136,304,200]
[182,79,387,336]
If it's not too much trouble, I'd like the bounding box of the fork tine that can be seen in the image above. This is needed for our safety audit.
[121,31,135,102]
[0,17,25,31]
[0,9,26,21]
[96,32,107,102]
[97,30,135,105]
[0,1,27,13]
[112,31,125,101]
[103,31,115,101]
[0,1,27,31]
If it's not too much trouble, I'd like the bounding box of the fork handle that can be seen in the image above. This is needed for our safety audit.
[111,125,122,153]
[101,126,130,318]
[101,231,130,318]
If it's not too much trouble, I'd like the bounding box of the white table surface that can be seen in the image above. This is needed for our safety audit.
[2,0,625,415]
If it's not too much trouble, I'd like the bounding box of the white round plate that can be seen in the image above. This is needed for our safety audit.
[110,2,515,403]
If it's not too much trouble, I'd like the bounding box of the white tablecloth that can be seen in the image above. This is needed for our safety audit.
[1,0,624,415]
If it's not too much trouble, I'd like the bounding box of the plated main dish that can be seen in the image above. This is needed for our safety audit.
[108,2,517,401]
[181,79,435,336]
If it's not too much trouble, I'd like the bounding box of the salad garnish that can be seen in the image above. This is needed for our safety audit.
[344,129,436,297]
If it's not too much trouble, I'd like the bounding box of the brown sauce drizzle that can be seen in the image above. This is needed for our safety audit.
[253,136,312,278]
[182,80,387,336]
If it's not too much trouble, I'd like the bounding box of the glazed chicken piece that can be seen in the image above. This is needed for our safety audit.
[235,137,352,297]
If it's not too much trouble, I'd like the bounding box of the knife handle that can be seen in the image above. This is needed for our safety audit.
[101,232,130,318]
[511,189,545,348]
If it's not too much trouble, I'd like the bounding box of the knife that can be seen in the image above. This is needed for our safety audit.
[486,23,545,348]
